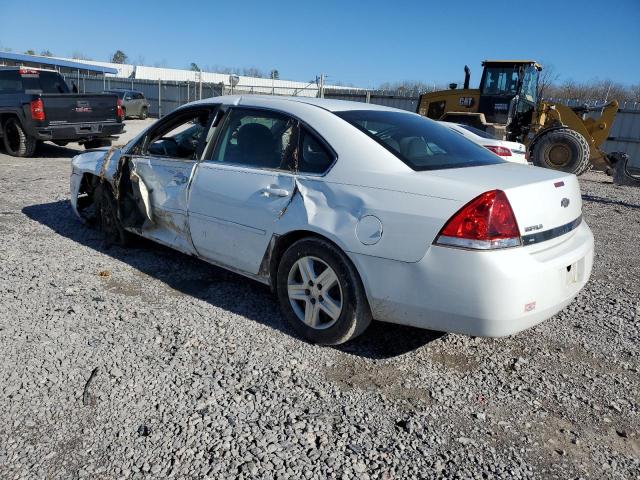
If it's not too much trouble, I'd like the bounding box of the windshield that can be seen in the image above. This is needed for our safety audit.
[481,67,519,96]
[336,110,504,171]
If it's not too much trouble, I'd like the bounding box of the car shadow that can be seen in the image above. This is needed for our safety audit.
[22,200,443,360]
[33,142,83,159]
[582,194,640,210]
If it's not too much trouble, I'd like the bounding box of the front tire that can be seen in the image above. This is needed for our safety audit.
[276,238,371,345]
[94,183,130,246]
[2,117,37,157]
[531,128,590,175]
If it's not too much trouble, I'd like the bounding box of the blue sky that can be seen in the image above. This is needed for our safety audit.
[2,0,638,87]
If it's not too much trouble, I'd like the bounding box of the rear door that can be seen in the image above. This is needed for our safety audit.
[187,107,298,274]
[127,105,217,251]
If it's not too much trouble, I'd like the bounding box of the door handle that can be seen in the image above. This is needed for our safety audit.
[261,186,290,198]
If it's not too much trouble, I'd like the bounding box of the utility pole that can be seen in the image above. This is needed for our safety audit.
[319,73,325,98]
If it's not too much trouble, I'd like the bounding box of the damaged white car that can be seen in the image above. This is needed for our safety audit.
[70,96,594,345]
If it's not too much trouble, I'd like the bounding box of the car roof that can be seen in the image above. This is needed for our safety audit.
[189,95,410,114]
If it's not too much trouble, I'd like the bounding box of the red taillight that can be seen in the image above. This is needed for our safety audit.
[485,145,512,157]
[30,98,45,121]
[116,98,124,120]
[435,190,521,250]
[19,67,39,75]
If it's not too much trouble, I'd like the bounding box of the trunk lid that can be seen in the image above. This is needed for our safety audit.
[424,162,582,237]
[41,93,120,124]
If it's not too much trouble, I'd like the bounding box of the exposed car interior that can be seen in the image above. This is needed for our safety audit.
[147,111,210,159]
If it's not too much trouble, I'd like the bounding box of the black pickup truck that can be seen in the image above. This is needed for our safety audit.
[0,67,124,156]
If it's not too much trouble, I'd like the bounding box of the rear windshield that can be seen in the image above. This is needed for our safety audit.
[458,123,496,140]
[21,71,70,94]
[335,110,504,171]
[106,90,126,98]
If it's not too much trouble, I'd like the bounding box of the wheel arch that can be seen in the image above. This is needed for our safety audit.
[263,229,366,297]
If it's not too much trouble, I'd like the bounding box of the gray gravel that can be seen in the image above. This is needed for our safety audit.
[1,132,639,479]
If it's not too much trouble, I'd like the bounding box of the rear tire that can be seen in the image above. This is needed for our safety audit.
[2,117,37,157]
[276,237,372,345]
[531,128,590,175]
[140,107,148,120]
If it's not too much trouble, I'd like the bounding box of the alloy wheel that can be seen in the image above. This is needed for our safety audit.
[287,256,343,329]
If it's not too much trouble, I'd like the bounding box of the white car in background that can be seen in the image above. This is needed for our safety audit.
[441,122,529,164]
[70,97,593,345]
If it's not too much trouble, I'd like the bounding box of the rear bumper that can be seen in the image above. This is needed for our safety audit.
[30,122,124,142]
[350,221,594,337]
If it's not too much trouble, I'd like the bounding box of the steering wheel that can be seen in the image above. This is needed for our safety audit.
[152,137,178,156]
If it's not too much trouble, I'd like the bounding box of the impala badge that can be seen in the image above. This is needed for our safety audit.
[561,198,570,208]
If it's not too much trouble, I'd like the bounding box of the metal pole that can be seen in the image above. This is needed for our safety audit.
[158,79,162,118]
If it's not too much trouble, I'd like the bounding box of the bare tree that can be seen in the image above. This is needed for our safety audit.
[378,80,438,93]
[242,67,264,78]
[536,62,560,100]
[40,49,53,57]
[72,51,92,60]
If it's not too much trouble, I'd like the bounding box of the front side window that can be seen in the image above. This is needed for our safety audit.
[520,66,539,103]
[336,110,504,171]
[211,108,297,170]
[145,109,212,160]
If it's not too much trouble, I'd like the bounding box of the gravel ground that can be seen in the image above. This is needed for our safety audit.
[1,126,639,479]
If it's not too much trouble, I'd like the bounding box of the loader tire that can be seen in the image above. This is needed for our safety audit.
[531,128,591,175]
[2,117,37,157]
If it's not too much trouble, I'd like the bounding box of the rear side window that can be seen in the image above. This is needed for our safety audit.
[0,70,22,93]
[336,110,504,171]
[298,128,334,174]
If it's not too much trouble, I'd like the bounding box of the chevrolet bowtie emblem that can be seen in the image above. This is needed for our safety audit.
[560,198,570,208]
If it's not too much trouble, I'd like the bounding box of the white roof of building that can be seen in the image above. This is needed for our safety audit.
[53,57,364,96]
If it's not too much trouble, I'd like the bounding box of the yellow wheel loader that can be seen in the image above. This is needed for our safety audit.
[416,60,620,175]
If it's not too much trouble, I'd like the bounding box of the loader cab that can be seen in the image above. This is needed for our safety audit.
[478,61,539,124]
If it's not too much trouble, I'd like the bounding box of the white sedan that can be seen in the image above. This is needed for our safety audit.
[440,122,529,164]
[69,96,593,345]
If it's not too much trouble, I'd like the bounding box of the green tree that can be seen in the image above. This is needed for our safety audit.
[40,49,53,57]
[270,69,280,80]
[24,49,36,55]
[111,50,128,64]
[190,62,201,72]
